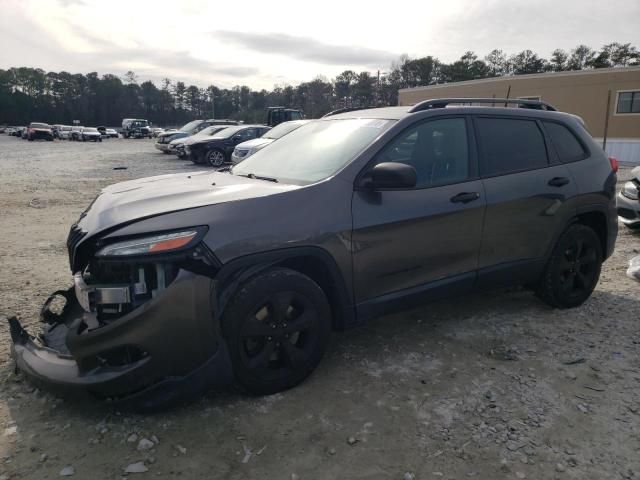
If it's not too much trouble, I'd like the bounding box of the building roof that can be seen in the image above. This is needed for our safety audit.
[398,65,640,93]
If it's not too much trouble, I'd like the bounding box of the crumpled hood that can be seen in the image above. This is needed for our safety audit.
[236,138,273,151]
[77,171,298,236]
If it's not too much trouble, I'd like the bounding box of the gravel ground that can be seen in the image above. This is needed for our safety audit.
[0,134,639,480]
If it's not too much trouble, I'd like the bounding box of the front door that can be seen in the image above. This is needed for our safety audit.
[352,116,486,304]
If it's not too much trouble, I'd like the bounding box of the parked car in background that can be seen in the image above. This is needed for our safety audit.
[27,123,54,141]
[21,127,29,139]
[97,126,119,138]
[58,126,73,140]
[70,126,84,141]
[80,127,102,142]
[617,165,640,229]
[51,124,64,139]
[186,124,271,166]
[231,120,310,164]
[155,120,238,153]
[170,125,232,158]
[152,127,165,137]
[121,118,152,138]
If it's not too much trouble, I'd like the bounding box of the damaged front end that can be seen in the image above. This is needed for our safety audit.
[9,224,233,410]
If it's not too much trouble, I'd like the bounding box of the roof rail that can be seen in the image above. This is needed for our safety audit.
[322,107,368,117]
[408,98,558,113]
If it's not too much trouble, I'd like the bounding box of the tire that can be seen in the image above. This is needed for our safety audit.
[162,150,170,154]
[222,268,331,395]
[206,149,226,167]
[536,224,603,309]
[98,137,102,142]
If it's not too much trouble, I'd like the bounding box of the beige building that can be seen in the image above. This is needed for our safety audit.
[398,66,640,164]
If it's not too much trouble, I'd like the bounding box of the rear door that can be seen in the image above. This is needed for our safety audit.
[475,116,577,284]
[352,116,486,303]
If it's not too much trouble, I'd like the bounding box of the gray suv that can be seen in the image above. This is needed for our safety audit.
[9,98,618,409]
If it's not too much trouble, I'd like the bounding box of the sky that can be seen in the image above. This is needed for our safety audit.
[1,0,639,90]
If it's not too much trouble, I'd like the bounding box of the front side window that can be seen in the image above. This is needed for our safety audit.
[232,118,393,185]
[372,118,470,188]
[237,128,257,141]
[476,118,548,176]
[543,121,587,163]
[617,91,640,114]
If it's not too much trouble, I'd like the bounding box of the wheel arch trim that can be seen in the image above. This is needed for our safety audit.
[214,246,355,330]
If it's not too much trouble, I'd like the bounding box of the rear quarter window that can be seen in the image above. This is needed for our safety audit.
[543,121,587,163]
[476,117,548,176]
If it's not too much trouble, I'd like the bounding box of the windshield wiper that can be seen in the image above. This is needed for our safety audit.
[241,173,279,183]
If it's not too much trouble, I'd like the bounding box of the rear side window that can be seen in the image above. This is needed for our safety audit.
[543,121,587,163]
[476,118,548,176]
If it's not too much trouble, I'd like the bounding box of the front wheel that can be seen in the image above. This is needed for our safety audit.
[536,224,602,309]
[222,268,331,395]
[206,149,226,167]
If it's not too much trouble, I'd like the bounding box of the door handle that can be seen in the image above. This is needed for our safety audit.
[450,192,480,203]
[548,177,570,187]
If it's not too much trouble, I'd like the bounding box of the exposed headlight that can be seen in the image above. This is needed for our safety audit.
[622,181,639,200]
[95,229,205,257]
[234,149,248,158]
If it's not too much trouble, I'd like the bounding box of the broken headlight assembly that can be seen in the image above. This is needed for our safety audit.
[76,227,214,324]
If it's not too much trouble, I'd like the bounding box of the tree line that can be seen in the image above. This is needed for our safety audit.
[1,42,637,127]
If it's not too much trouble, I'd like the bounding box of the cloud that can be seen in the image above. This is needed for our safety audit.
[215,31,398,67]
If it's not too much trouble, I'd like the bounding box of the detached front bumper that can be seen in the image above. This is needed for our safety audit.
[9,270,233,409]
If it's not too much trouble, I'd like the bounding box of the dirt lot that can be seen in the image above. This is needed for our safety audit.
[0,134,639,480]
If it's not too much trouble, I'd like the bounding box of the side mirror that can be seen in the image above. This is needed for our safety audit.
[358,162,417,190]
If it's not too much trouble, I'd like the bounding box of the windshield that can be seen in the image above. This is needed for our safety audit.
[263,120,308,140]
[195,126,227,137]
[232,118,392,185]
[211,125,245,139]
[180,120,203,133]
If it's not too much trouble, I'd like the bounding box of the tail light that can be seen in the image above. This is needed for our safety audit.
[608,156,619,173]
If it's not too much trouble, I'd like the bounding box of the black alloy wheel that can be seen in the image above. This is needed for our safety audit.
[222,268,331,394]
[206,149,226,167]
[537,224,602,308]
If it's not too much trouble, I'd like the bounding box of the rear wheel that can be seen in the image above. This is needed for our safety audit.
[536,224,602,308]
[222,268,331,395]
[206,149,226,167]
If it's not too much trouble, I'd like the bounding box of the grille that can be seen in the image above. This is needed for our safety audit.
[66,224,87,270]
[618,208,638,220]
